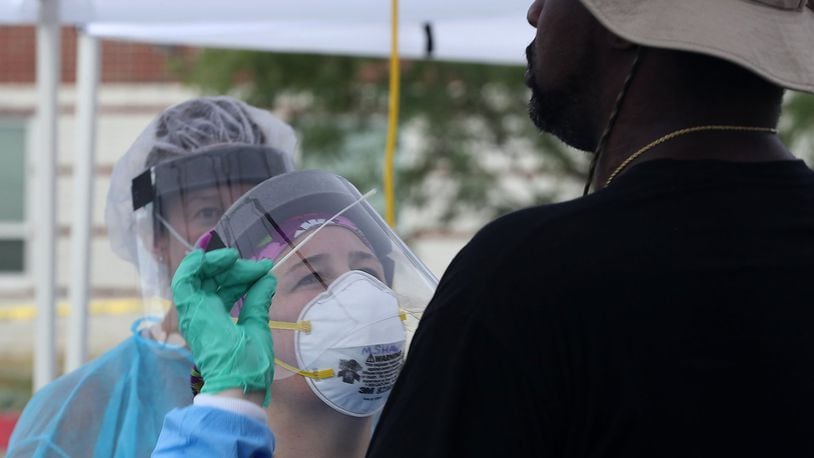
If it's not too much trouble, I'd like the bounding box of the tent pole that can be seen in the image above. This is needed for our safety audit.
[66,31,100,373]
[34,0,60,390]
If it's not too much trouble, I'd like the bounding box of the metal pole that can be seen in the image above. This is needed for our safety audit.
[66,31,99,373]
[384,0,400,227]
[34,0,60,390]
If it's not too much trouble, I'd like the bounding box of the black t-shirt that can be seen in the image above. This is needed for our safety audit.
[367,159,814,458]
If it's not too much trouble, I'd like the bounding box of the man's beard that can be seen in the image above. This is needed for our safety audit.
[528,78,596,152]
[526,43,597,152]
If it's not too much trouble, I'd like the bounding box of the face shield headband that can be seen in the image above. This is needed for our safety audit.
[131,144,295,230]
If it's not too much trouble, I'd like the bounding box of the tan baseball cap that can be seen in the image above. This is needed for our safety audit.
[579,0,814,93]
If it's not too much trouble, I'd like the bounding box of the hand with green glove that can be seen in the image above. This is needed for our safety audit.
[172,248,277,407]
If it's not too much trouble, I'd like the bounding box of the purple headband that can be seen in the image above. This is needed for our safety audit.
[249,212,372,262]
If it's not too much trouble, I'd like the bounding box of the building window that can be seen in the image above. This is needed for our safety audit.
[0,120,28,276]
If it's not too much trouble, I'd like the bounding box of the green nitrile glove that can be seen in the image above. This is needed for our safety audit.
[172,248,277,407]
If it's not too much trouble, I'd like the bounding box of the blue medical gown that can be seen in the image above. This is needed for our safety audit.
[152,406,275,457]
[7,319,194,458]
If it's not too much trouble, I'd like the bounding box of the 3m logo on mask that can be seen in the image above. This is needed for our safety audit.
[354,344,404,397]
[338,359,363,384]
[337,344,403,387]
[310,342,405,417]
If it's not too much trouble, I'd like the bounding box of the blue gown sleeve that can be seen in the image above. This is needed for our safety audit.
[152,406,275,457]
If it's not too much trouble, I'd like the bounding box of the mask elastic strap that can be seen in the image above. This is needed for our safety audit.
[265,319,339,380]
[266,312,407,334]
[275,358,335,380]
[268,320,312,333]
[268,312,408,380]
[155,213,195,252]
[237,317,333,379]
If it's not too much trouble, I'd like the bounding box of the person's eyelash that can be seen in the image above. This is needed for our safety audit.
[294,273,322,289]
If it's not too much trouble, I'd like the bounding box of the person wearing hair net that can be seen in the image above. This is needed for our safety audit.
[150,170,438,457]
[7,96,297,458]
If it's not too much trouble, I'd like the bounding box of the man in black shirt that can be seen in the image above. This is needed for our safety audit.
[368,1,814,456]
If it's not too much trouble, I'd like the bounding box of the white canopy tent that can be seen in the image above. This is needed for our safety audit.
[1,0,530,25]
[1,0,533,388]
[1,0,532,64]
[87,17,529,65]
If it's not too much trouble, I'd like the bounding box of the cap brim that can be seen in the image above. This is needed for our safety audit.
[580,0,814,93]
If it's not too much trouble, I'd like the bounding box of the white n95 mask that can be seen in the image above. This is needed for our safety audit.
[271,270,407,417]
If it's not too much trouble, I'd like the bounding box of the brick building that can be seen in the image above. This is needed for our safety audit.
[0,26,205,357]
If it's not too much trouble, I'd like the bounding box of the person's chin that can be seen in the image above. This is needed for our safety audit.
[528,89,595,152]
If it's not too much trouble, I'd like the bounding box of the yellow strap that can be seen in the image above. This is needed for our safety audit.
[275,358,335,380]
[258,313,404,332]
[268,320,312,333]
[384,0,400,227]
[231,317,312,333]
[259,311,409,380]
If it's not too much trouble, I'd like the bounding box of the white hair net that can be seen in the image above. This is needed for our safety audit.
[105,96,298,299]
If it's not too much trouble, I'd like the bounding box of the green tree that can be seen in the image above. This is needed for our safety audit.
[175,51,584,235]
[782,92,814,161]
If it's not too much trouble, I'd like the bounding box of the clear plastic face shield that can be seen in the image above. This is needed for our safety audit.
[129,145,295,321]
[199,170,438,417]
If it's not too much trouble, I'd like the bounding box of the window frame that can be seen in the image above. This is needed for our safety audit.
[0,118,33,288]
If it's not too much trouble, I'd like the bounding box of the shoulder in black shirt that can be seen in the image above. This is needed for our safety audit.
[368,159,814,458]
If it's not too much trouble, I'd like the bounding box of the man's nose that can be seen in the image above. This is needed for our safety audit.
[527,0,543,27]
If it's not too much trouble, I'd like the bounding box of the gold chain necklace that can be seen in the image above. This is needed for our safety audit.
[603,125,778,187]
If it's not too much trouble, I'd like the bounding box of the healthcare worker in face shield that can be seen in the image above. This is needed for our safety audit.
[153,170,438,457]
[8,97,297,458]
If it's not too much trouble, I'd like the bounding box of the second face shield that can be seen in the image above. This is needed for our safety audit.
[129,144,295,318]
[200,170,438,416]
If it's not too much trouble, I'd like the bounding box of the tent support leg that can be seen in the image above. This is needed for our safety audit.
[34,0,61,390]
[66,31,100,374]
